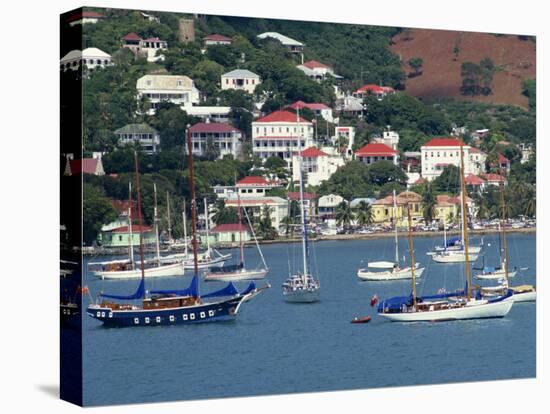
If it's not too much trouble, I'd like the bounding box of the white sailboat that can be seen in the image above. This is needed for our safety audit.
[378,147,514,322]
[357,190,424,281]
[92,183,185,280]
[204,193,269,282]
[282,136,320,303]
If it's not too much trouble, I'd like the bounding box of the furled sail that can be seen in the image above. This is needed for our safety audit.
[100,278,145,300]
[150,275,199,298]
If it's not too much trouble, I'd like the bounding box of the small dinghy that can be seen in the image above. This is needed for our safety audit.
[351,316,372,324]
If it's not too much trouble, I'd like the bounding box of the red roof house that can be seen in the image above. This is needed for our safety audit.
[354,84,395,97]
[300,147,328,158]
[302,60,330,69]
[464,174,486,186]
[287,192,318,201]
[355,143,399,165]
[422,138,466,147]
[236,176,271,187]
[256,110,309,123]
[189,122,242,134]
[64,158,105,176]
[204,34,233,44]
[211,223,250,233]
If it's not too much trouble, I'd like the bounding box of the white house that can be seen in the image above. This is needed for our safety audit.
[318,194,345,220]
[60,48,112,71]
[355,143,399,165]
[66,10,105,26]
[136,74,200,114]
[252,110,314,167]
[204,34,233,46]
[421,138,477,181]
[188,122,243,159]
[121,33,167,62]
[372,128,400,150]
[335,95,364,117]
[114,123,160,154]
[286,101,333,123]
[519,143,534,164]
[182,106,231,123]
[292,147,345,187]
[225,195,289,232]
[296,60,342,81]
[469,147,487,175]
[257,32,304,53]
[221,69,261,94]
[211,223,251,245]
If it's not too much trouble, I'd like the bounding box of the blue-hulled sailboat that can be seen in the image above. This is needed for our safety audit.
[86,135,268,327]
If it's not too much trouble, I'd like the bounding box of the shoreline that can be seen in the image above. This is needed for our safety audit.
[82,227,535,255]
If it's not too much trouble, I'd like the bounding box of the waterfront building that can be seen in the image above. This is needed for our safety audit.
[252,110,314,167]
[60,48,112,71]
[211,223,251,245]
[318,194,345,220]
[224,196,289,232]
[188,122,243,159]
[257,32,304,53]
[292,147,344,186]
[355,143,399,165]
[136,74,200,114]
[371,191,423,226]
[221,69,261,94]
[99,224,155,248]
[420,138,476,181]
[114,123,160,154]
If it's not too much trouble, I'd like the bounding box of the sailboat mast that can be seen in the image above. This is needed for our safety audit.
[459,145,471,301]
[407,203,417,306]
[128,181,134,269]
[237,191,245,266]
[299,153,309,280]
[186,126,199,276]
[443,213,447,250]
[166,191,172,243]
[133,152,146,285]
[153,183,161,266]
[182,201,188,258]
[499,178,509,283]
[393,189,399,264]
[204,198,211,252]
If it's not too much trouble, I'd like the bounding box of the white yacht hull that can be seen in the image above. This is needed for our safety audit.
[511,290,536,302]
[183,254,230,270]
[432,252,479,263]
[357,266,425,281]
[475,270,517,280]
[204,268,269,282]
[283,288,320,303]
[378,299,513,322]
[94,261,185,280]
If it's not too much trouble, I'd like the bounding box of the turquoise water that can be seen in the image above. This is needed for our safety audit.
[82,232,536,406]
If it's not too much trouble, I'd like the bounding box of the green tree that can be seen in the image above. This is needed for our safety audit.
[83,184,119,246]
[421,183,436,223]
[211,199,239,225]
[354,201,373,226]
[256,204,278,240]
[433,165,461,194]
[408,57,423,77]
[335,201,354,229]
[367,161,408,186]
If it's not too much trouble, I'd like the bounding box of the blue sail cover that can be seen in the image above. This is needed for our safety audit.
[377,283,469,312]
[100,278,145,300]
[150,275,200,298]
[201,282,239,298]
[446,237,461,247]
[240,281,257,296]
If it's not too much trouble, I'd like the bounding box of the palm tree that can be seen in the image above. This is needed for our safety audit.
[335,201,354,229]
[422,183,436,224]
[211,199,238,225]
[354,201,373,227]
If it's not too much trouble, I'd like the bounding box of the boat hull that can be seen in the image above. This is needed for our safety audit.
[432,253,479,263]
[378,299,513,322]
[93,262,185,280]
[183,254,230,270]
[86,296,246,327]
[283,288,320,303]
[475,270,517,280]
[357,266,425,281]
[204,268,268,282]
[511,290,536,302]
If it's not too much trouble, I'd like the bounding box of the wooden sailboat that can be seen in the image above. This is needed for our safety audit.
[91,182,185,280]
[86,143,268,327]
[479,180,536,302]
[357,190,424,281]
[377,147,514,322]
[204,192,269,282]
[282,150,320,303]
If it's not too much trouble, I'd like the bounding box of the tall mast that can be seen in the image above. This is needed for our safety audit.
[186,126,199,276]
[128,181,134,269]
[182,201,188,258]
[393,189,399,264]
[459,145,471,301]
[237,191,245,266]
[299,153,309,281]
[407,203,417,307]
[134,152,146,286]
[499,178,509,284]
[153,183,161,266]
[443,212,447,250]
[166,191,172,243]
[204,198,211,252]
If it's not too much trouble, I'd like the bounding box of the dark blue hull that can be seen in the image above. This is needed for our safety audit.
[86,296,246,327]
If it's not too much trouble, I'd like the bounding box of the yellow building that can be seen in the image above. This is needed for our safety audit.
[435,195,459,224]
[371,191,423,227]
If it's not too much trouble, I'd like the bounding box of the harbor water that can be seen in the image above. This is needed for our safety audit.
[82,232,536,406]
